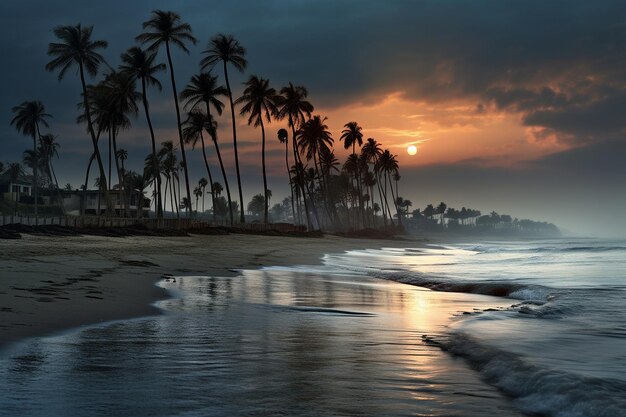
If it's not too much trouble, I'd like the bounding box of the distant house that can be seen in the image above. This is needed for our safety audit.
[62,189,151,217]
[0,171,32,202]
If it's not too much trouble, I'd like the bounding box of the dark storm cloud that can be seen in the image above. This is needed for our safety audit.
[3,1,626,143]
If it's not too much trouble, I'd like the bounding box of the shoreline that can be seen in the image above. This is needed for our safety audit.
[0,233,427,350]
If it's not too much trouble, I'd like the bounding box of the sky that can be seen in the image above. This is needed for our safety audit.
[1,0,625,236]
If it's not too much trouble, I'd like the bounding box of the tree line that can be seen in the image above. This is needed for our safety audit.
[7,9,410,231]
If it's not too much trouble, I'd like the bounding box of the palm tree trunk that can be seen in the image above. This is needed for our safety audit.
[163,175,169,216]
[212,139,233,226]
[383,171,394,226]
[111,129,126,217]
[48,155,66,215]
[108,131,112,193]
[165,41,192,217]
[260,119,269,224]
[141,78,163,219]
[205,101,233,226]
[32,127,39,223]
[290,120,312,230]
[222,62,245,223]
[388,174,401,225]
[199,131,217,223]
[81,153,96,216]
[284,140,296,224]
[375,171,386,227]
[78,62,111,215]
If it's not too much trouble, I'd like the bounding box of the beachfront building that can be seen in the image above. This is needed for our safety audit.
[62,189,151,218]
[0,171,32,203]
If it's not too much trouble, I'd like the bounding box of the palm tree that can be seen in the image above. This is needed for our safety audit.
[298,115,335,228]
[193,186,202,213]
[437,202,447,227]
[101,71,139,216]
[198,177,208,213]
[235,75,280,223]
[120,46,166,218]
[10,101,51,221]
[39,134,65,213]
[340,121,365,227]
[362,138,384,225]
[277,83,314,229]
[276,128,297,222]
[137,10,197,216]
[46,24,111,213]
[182,110,218,223]
[180,72,233,224]
[376,149,398,226]
[213,181,223,197]
[159,140,178,217]
[201,34,247,223]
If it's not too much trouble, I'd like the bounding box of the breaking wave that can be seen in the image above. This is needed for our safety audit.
[423,333,626,417]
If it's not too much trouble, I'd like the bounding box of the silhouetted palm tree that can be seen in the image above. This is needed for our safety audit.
[180,72,233,224]
[198,177,208,213]
[235,75,280,223]
[46,24,111,213]
[376,149,398,226]
[362,137,385,224]
[101,71,139,216]
[277,83,314,229]
[10,101,51,221]
[201,34,247,223]
[120,46,166,218]
[340,121,365,226]
[182,110,218,223]
[137,10,197,216]
[277,128,296,222]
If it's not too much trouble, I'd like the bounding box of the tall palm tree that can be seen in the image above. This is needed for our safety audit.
[277,128,297,223]
[158,140,178,217]
[180,72,233,224]
[39,134,65,213]
[10,101,51,221]
[201,34,247,223]
[120,46,166,218]
[235,75,280,223]
[101,71,139,216]
[340,121,364,227]
[362,138,384,225]
[46,24,111,213]
[182,110,217,223]
[377,149,399,226]
[297,115,335,228]
[137,10,197,216]
[277,83,314,229]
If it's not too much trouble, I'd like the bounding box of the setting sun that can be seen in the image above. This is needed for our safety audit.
[407,145,417,155]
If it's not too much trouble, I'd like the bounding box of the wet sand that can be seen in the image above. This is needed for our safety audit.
[0,233,422,349]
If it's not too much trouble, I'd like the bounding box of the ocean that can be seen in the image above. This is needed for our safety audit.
[1,238,624,416]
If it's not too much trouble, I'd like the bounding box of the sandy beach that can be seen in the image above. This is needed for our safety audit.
[0,233,422,349]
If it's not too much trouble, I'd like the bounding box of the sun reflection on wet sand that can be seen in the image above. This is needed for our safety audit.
[0,268,515,416]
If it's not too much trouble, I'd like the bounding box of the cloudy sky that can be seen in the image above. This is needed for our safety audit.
[2,0,625,236]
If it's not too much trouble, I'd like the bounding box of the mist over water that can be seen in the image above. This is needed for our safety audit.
[1,238,624,416]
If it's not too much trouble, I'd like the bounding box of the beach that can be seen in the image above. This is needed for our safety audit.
[0,233,421,349]
[1,234,625,416]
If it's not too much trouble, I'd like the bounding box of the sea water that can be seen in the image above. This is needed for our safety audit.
[1,238,624,416]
